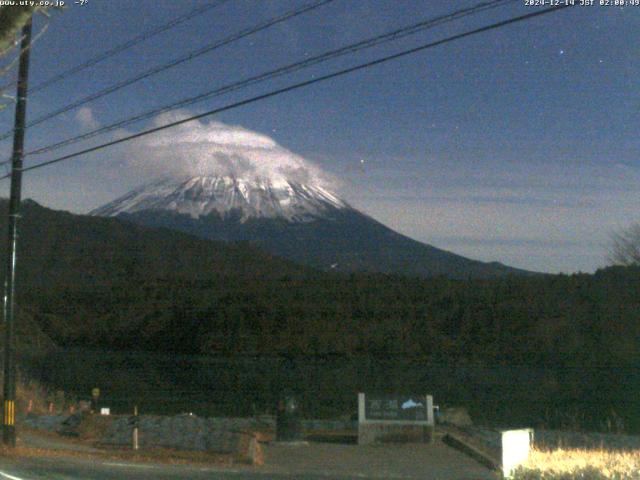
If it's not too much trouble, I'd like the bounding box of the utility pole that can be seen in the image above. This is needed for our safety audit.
[2,16,33,447]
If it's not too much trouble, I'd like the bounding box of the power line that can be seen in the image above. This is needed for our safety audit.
[0,23,48,82]
[0,5,572,181]
[0,0,336,143]
[29,0,232,94]
[26,0,516,157]
[0,1,231,95]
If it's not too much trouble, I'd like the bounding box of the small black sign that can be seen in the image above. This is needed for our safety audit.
[364,394,428,421]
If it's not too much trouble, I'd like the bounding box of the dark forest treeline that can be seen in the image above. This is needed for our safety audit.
[20,264,640,430]
[4,199,639,371]
[2,200,640,430]
[22,266,640,371]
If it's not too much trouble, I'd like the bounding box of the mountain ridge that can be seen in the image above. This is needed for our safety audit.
[91,175,534,278]
[91,175,348,222]
[1,198,636,432]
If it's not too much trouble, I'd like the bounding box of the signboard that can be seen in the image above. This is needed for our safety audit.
[358,393,434,425]
[365,395,428,421]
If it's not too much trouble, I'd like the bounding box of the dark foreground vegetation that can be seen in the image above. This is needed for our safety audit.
[2,200,639,432]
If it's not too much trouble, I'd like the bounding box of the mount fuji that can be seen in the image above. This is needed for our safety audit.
[91,174,529,278]
[91,176,347,223]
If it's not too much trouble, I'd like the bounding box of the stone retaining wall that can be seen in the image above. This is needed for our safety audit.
[102,415,242,451]
[22,413,263,464]
[22,413,357,434]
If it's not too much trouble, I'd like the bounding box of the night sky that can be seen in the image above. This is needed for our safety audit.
[0,0,637,273]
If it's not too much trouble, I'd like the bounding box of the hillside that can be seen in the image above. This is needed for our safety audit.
[3,199,307,287]
[0,199,638,431]
[120,207,531,278]
[91,175,532,278]
[0,199,308,349]
[0,199,636,363]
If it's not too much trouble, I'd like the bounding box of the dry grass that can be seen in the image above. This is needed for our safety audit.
[0,372,77,416]
[0,442,238,467]
[513,448,640,480]
[16,378,53,414]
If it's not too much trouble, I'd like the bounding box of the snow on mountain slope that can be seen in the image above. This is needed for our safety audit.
[90,175,348,223]
[88,118,532,278]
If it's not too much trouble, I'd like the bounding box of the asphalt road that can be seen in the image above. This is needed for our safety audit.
[0,457,398,480]
[4,457,294,480]
[2,431,497,480]
[0,448,497,480]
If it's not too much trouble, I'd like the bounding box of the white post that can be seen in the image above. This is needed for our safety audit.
[426,395,434,426]
[358,393,365,423]
[501,429,533,478]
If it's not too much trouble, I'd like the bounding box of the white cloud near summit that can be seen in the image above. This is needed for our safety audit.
[124,112,334,188]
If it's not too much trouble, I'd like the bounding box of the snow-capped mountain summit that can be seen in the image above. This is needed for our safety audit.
[91,175,348,223]
[91,174,531,278]
[90,118,531,278]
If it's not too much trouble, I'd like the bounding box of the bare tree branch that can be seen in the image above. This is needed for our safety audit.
[0,6,35,55]
[609,223,640,266]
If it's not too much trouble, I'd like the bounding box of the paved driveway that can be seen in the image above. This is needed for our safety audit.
[262,441,498,479]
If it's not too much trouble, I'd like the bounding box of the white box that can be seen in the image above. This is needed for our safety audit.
[502,428,533,478]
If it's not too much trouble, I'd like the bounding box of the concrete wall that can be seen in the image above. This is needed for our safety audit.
[358,422,434,445]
